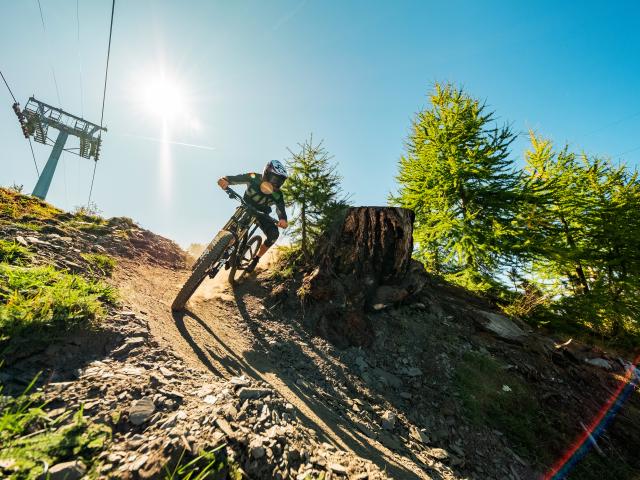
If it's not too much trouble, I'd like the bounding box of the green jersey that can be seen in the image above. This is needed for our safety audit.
[225,172,287,221]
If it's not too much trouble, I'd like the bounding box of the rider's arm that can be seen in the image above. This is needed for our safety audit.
[274,195,287,221]
[224,173,257,185]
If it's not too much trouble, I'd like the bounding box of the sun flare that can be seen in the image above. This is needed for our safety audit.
[138,75,187,119]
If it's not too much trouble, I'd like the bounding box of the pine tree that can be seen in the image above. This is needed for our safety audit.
[282,135,350,260]
[391,82,519,291]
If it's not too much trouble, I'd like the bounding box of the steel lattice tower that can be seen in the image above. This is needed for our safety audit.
[14,97,107,199]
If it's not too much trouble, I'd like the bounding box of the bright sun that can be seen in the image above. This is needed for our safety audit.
[143,77,185,118]
[135,72,189,121]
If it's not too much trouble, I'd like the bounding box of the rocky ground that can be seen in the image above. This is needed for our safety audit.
[1,191,639,479]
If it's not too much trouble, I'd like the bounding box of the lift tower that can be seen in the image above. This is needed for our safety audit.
[14,97,106,200]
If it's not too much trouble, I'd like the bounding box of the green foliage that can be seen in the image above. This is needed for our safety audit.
[0,381,110,480]
[268,245,304,281]
[81,253,116,276]
[454,351,557,462]
[164,445,239,480]
[282,135,350,259]
[8,184,23,194]
[391,83,519,292]
[516,133,640,339]
[72,201,101,219]
[0,188,61,225]
[0,264,117,346]
[0,241,31,266]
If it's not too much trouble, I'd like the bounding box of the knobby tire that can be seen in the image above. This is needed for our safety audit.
[171,230,233,311]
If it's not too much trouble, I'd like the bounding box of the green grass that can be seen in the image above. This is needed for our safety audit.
[454,351,557,463]
[164,446,242,480]
[267,245,304,281]
[81,253,116,277]
[0,188,61,225]
[0,241,31,266]
[0,264,117,346]
[0,375,110,480]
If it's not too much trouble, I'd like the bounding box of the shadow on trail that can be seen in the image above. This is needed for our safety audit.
[171,273,433,479]
[230,280,427,480]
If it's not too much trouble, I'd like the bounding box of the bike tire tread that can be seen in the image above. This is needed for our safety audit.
[171,230,233,311]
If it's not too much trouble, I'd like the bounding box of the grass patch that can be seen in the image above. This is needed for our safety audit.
[164,446,242,480]
[268,245,304,281]
[81,253,116,277]
[70,220,110,236]
[0,264,117,347]
[0,188,61,225]
[0,241,31,266]
[454,351,557,463]
[0,374,110,479]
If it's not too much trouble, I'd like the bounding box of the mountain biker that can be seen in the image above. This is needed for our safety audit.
[217,160,288,273]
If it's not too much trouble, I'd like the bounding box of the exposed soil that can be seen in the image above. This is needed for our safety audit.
[2,189,639,479]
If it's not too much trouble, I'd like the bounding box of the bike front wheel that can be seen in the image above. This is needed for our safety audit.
[172,230,234,311]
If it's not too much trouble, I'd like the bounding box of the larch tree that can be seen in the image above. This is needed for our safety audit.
[391,82,519,291]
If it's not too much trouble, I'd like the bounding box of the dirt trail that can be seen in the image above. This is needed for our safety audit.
[115,261,438,480]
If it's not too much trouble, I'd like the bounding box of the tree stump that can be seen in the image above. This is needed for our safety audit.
[300,207,427,347]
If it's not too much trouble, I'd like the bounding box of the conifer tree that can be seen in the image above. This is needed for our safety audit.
[391,82,519,291]
[282,135,349,260]
[519,134,640,335]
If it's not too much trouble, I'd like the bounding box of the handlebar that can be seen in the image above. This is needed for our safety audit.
[223,187,278,225]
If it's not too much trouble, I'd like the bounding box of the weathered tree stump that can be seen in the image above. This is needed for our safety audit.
[300,207,427,347]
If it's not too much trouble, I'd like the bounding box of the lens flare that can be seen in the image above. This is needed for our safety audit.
[544,355,640,479]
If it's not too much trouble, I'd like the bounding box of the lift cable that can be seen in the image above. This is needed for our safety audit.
[35,0,62,105]
[0,70,18,103]
[88,0,116,205]
[76,0,84,117]
[1,69,40,177]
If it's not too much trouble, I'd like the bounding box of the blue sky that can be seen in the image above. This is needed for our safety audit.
[1,1,639,246]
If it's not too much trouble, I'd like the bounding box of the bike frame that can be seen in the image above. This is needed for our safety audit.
[206,188,276,276]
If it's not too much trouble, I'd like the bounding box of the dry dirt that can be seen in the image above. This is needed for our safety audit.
[115,261,441,480]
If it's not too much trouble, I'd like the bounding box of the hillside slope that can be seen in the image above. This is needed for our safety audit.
[1,189,639,480]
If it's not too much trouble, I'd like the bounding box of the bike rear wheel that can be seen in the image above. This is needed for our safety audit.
[172,230,234,311]
[228,235,262,284]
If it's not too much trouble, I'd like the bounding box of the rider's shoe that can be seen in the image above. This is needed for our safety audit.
[245,256,260,273]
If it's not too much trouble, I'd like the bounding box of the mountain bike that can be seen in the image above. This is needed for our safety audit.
[171,187,276,311]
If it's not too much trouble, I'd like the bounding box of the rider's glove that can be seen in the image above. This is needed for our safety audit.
[217,178,229,190]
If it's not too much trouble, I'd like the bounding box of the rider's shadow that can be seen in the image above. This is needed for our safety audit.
[172,309,259,379]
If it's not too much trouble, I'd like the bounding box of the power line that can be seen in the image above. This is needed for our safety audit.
[0,70,18,103]
[36,0,62,105]
[28,139,41,177]
[1,69,41,177]
[88,0,116,205]
[76,0,84,117]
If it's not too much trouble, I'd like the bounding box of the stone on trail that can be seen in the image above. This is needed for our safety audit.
[381,411,397,430]
[585,357,612,370]
[237,387,272,399]
[373,368,402,388]
[215,417,235,437]
[48,460,86,480]
[474,310,527,343]
[409,426,430,444]
[249,437,266,458]
[129,397,155,425]
[230,375,251,387]
[427,447,449,460]
[329,462,348,475]
[113,337,146,356]
[129,454,149,471]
